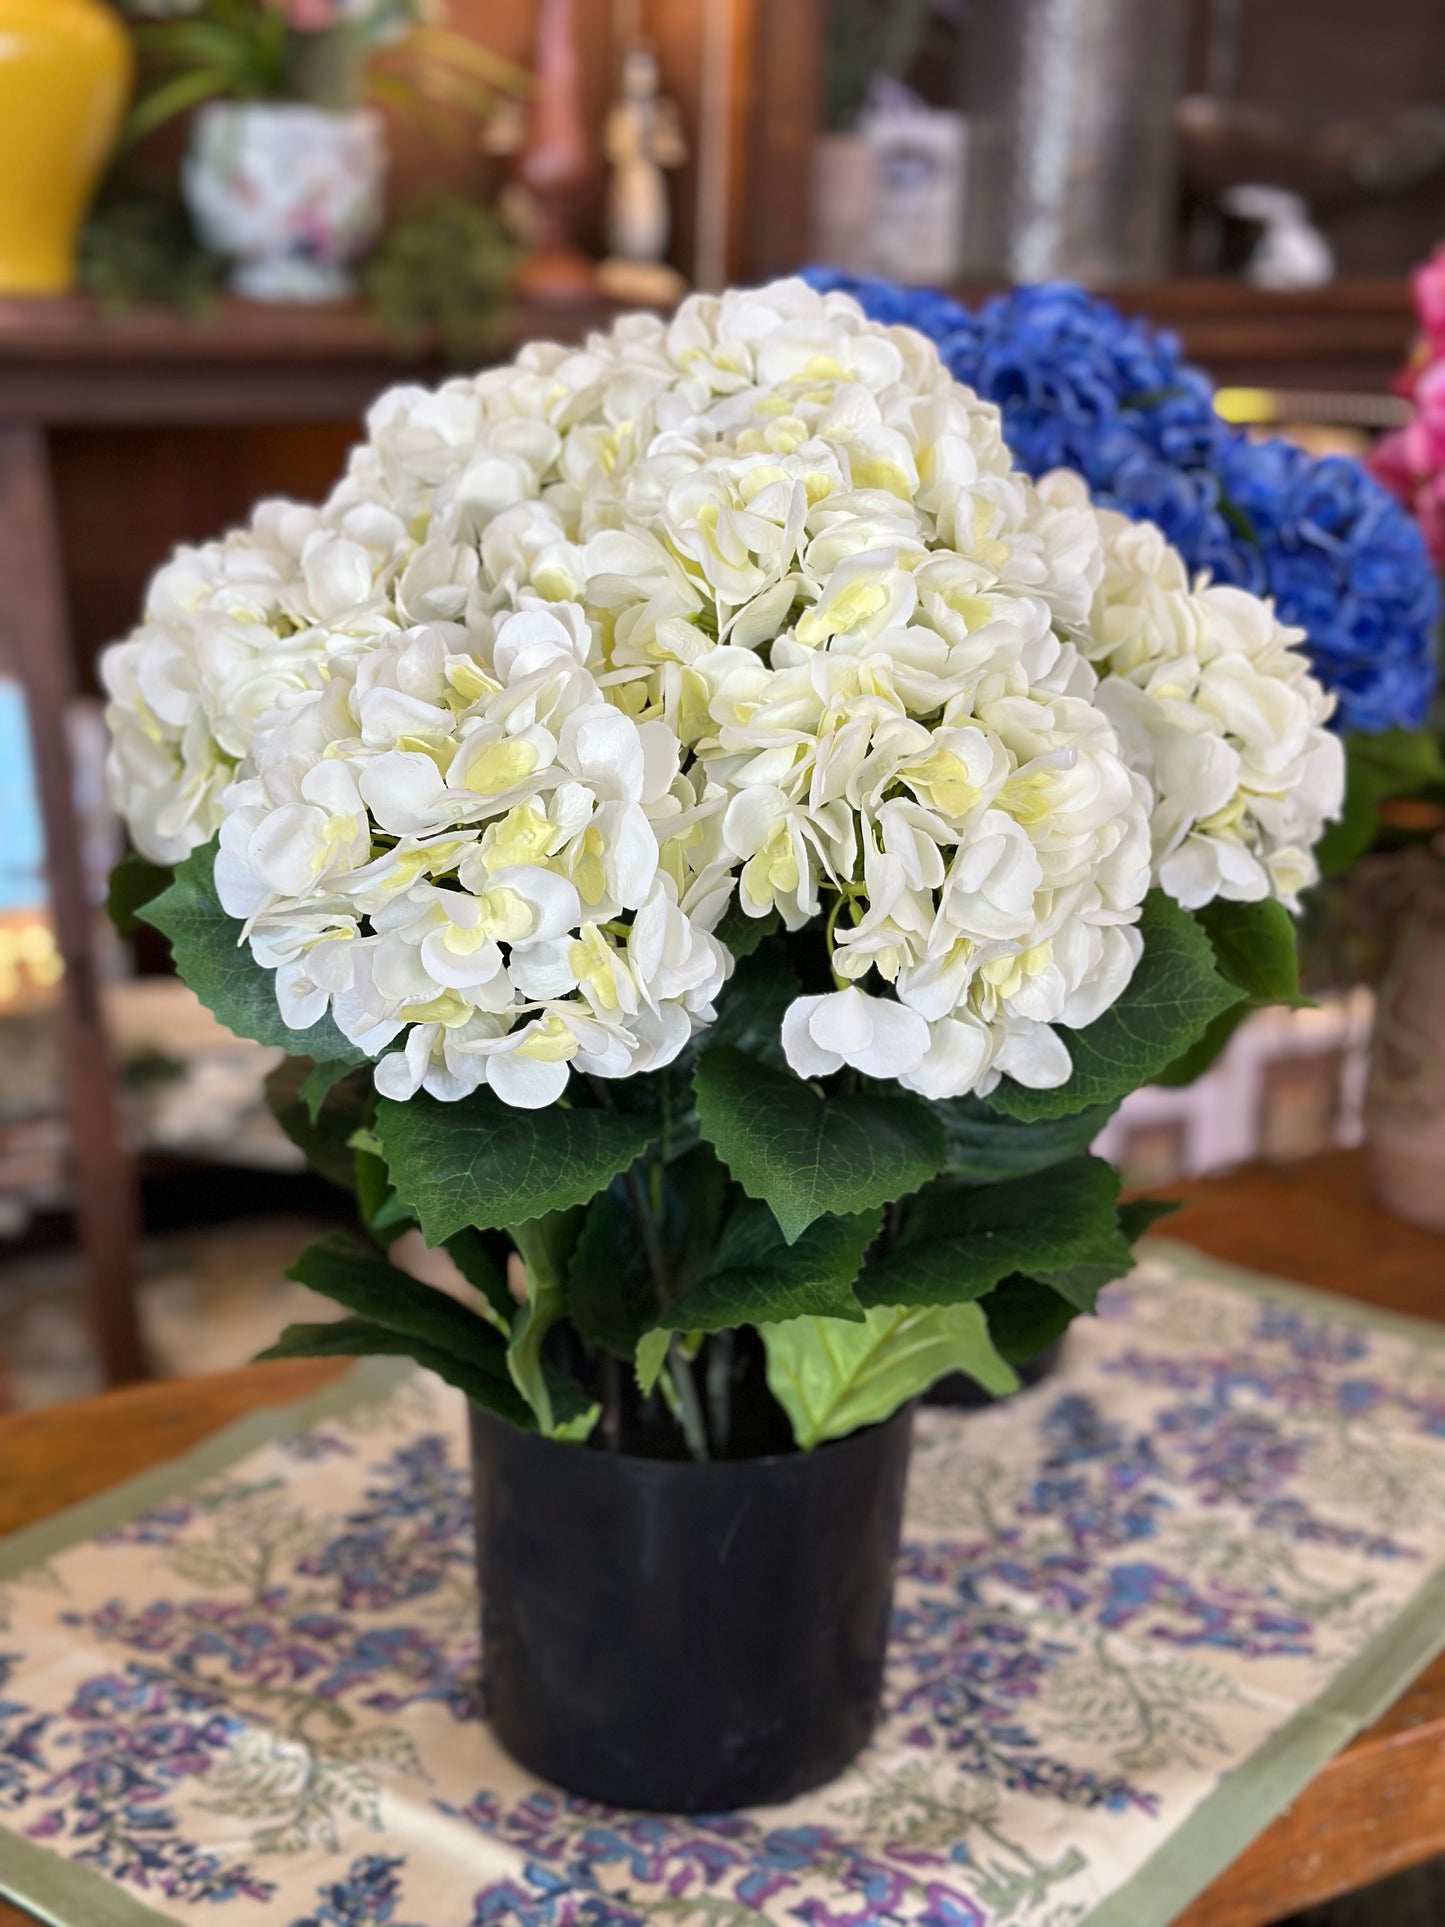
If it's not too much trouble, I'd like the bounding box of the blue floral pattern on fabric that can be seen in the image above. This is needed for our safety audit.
[290,1855,420,1927]
[1,1253,1444,1926]
[805,272,1441,736]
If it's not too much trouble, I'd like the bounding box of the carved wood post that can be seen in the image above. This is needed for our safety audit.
[0,422,145,1386]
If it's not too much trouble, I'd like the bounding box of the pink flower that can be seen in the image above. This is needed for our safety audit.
[1415,471,1445,569]
[1369,427,1415,504]
[272,0,345,28]
[1371,348,1445,510]
[1370,243,1445,569]
[1399,413,1445,483]
[1414,357,1445,429]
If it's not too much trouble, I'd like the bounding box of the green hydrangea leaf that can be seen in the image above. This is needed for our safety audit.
[703,937,800,1071]
[299,1059,362,1124]
[1028,1250,1124,1314]
[936,1094,1119,1182]
[507,1214,599,1440]
[988,892,1245,1121]
[980,1277,1079,1366]
[662,1200,878,1335]
[258,1316,531,1425]
[285,1233,511,1375]
[1195,897,1308,1009]
[981,1191,1182,1356]
[107,851,172,939]
[694,1047,947,1243]
[1119,1197,1181,1241]
[635,1328,671,1395]
[1317,726,1445,876]
[140,840,363,1064]
[443,1227,515,1330]
[567,1180,664,1358]
[354,1147,414,1249]
[601,1059,700,1165]
[856,1156,1126,1309]
[712,898,780,960]
[274,1235,531,1427]
[1154,897,1307,1086]
[762,1303,1017,1450]
[265,1056,372,1192]
[374,1090,655,1245]
[1151,1004,1251,1089]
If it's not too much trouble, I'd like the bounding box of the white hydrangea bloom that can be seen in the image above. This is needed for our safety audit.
[1070,487,1345,911]
[101,503,407,864]
[212,608,728,1107]
[103,278,1339,1106]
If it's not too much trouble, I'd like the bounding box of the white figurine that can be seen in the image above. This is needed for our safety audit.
[599,41,687,304]
[1223,184,1335,291]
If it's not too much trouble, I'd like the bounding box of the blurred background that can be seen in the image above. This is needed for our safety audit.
[2,0,1443,1412]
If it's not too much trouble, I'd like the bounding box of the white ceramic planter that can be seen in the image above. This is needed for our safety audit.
[183,102,387,303]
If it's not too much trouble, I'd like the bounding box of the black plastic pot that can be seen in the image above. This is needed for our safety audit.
[925,1337,1065,1410]
[469,1401,915,1812]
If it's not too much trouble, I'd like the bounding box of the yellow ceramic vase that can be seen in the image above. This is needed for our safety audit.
[0,0,133,296]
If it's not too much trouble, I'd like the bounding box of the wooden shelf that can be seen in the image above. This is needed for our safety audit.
[951,277,1417,393]
[0,278,1416,426]
[0,294,628,426]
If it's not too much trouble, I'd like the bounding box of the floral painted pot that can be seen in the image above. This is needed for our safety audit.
[183,102,387,304]
[470,1399,915,1812]
[0,0,132,295]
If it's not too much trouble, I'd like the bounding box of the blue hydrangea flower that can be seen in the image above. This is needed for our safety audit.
[805,271,1440,735]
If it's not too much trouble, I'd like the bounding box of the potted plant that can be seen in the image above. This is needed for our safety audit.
[103,279,1344,1813]
[119,0,525,301]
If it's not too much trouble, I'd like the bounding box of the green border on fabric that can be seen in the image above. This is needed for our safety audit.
[0,1357,414,1927]
[0,1252,1442,1927]
[0,1830,183,1927]
[1078,1561,1445,1927]
[1079,1238,1445,1927]
[1144,1236,1445,1349]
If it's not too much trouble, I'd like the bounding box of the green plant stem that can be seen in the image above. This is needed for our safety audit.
[615,1132,708,1461]
[706,1329,734,1456]
[824,882,864,989]
[285,25,365,111]
[882,1198,903,1258]
[668,1340,709,1463]
[623,1163,670,1310]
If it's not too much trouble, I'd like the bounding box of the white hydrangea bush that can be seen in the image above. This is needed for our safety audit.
[104,279,1344,1114]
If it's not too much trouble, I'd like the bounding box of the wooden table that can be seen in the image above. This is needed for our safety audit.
[0,1148,1441,1927]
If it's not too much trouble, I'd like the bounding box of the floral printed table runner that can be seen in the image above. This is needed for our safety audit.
[2,1243,1444,1927]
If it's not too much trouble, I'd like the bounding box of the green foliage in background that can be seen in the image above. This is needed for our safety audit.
[362,194,516,365]
[824,0,937,131]
[1316,726,1445,877]
[117,0,529,131]
[79,187,222,318]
